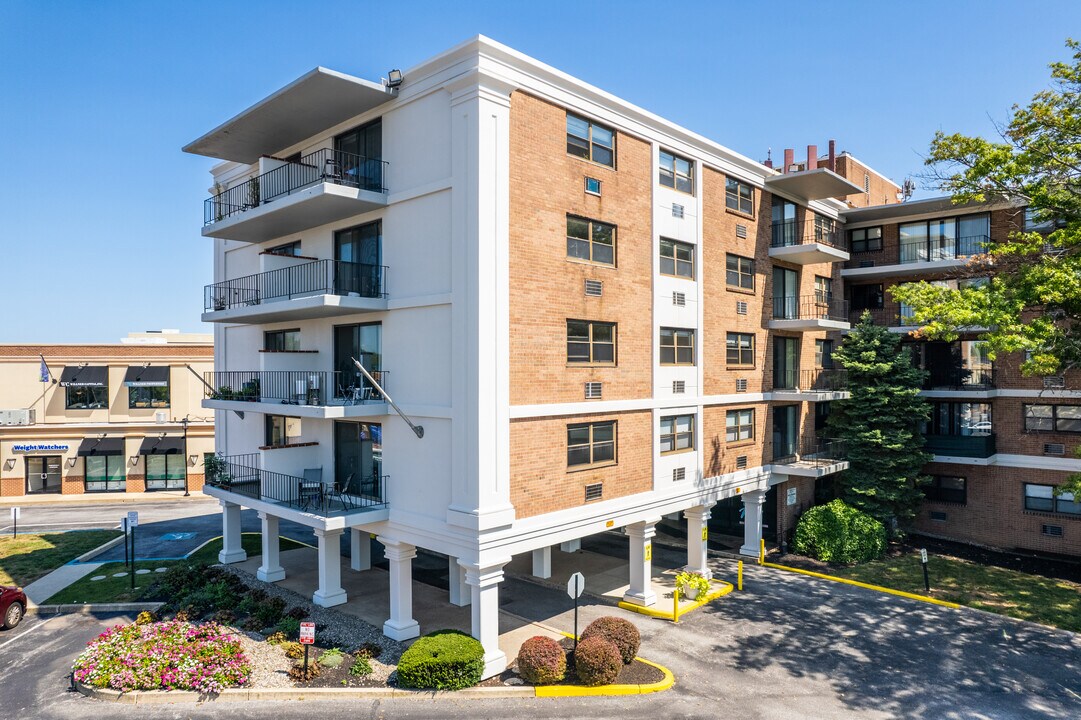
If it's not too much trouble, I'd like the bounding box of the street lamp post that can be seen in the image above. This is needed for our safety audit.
[182,416,190,496]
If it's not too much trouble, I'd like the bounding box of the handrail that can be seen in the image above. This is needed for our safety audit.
[772,295,849,321]
[204,259,388,311]
[203,370,389,406]
[770,220,845,250]
[773,437,847,467]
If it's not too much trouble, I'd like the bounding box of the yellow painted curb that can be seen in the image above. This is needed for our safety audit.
[761,562,961,609]
[617,578,734,620]
[533,632,675,696]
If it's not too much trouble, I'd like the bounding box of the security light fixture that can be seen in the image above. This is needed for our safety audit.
[3,459,14,470]
[129,456,140,466]
[67,457,77,468]
[387,69,403,88]
[189,454,199,466]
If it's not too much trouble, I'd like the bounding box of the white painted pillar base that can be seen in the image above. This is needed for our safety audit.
[559,538,580,553]
[218,500,247,564]
[448,556,471,607]
[350,528,371,572]
[464,561,509,680]
[256,512,284,582]
[684,505,713,579]
[312,528,347,607]
[740,490,768,557]
[623,519,659,607]
[380,537,420,641]
[532,546,552,579]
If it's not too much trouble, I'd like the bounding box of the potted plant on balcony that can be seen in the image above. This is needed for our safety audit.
[204,453,230,486]
[674,571,710,601]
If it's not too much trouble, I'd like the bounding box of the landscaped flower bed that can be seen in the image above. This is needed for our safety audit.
[72,620,251,694]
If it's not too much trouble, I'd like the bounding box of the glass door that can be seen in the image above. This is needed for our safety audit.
[334,222,382,297]
[772,405,799,461]
[773,337,799,390]
[333,323,382,399]
[26,456,62,494]
[771,198,798,247]
[773,267,799,319]
[335,119,382,191]
[334,421,382,500]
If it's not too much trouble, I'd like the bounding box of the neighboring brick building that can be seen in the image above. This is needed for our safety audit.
[0,332,214,498]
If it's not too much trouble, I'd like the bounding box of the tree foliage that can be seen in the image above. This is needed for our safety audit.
[826,314,931,531]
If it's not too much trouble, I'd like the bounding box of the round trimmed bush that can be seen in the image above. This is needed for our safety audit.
[396,630,484,690]
[573,636,622,686]
[792,499,887,564]
[516,636,566,685]
[579,616,640,664]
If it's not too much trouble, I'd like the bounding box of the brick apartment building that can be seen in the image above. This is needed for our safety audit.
[183,36,1078,678]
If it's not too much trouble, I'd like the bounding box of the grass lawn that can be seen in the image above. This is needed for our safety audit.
[45,533,307,604]
[0,530,121,587]
[820,548,1081,632]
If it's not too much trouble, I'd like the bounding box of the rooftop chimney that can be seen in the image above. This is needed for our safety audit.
[783,148,794,174]
[828,140,836,172]
[807,145,817,173]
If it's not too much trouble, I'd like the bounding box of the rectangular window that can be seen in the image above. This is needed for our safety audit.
[1024,483,1079,515]
[725,177,754,214]
[567,421,616,468]
[85,455,125,492]
[851,284,884,311]
[264,329,301,352]
[814,214,836,243]
[660,414,695,454]
[928,402,993,435]
[725,254,754,290]
[659,150,694,194]
[129,384,170,409]
[566,216,616,266]
[660,328,695,366]
[566,113,614,167]
[924,476,967,504]
[145,454,186,491]
[66,385,108,410]
[850,227,883,253]
[815,339,834,368]
[566,320,616,365]
[726,333,755,366]
[814,276,833,303]
[1024,404,1081,433]
[267,240,301,257]
[265,415,291,447]
[660,238,694,279]
[725,409,754,442]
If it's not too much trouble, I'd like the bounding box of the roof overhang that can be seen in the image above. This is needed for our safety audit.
[183,68,396,163]
[765,168,864,202]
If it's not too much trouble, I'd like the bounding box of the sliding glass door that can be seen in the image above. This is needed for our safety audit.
[334,421,383,500]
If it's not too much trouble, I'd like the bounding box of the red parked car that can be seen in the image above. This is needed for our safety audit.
[1,586,26,629]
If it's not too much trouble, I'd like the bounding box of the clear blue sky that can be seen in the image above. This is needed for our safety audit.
[2,0,1077,342]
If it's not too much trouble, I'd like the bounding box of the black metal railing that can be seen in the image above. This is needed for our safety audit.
[205,454,386,516]
[204,259,388,311]
[925,367,996,390]
[923,433,997,458]
[800,368,849,392]
[773,437,848,467]
[772,295,849,321]
[204,148,389,225]
[203,370,389,405]
[770,220,845,250]
[899,234,989,264]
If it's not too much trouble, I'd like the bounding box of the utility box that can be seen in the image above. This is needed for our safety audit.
[0,409,36,426]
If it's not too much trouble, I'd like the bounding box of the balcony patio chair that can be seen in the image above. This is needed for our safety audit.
[326,472,356,511]
[322,158,343,182]
[298,468,323,511]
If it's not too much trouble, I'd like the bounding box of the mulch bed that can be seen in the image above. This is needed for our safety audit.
[491,637,664,687]
[289,645,386,689]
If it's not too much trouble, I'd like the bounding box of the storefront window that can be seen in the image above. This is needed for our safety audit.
[85,455,125,492]
[145,454,186,490]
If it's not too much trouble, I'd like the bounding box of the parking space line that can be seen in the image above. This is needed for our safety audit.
[0,616,55,651]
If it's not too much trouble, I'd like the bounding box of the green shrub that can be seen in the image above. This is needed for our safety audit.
[573,636,621,686]
[275,616,300,638]
[350,655,373,677]
[282,642,304,659]
[396,630,484,690]
[792,499,888,564]
[319,647,344,668]
[254,596,286,627]
[579,616,640,664]
[288,660,320,681]
[516,636,566,685]
[265,632,287,646]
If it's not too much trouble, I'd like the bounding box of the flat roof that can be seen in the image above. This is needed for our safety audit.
[841,196,992,223]
[764,168,864,203]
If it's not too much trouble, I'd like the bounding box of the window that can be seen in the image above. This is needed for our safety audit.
[1024,404,1081,433]
[85,455,125,492]
[851,284,884,311]
[1024,207,1063,232]
[927,402,992,436]
[660,414,695,454]
[725,254,754,290]
[815,339,834,368]
[145,454,186,491]
[814,402,831,432]
[566,320,616,365]
[267,241,301,257]
[924,476,967,504]
[566,216,616,266]
[265,415,299,447]
[814,215,836,243]
[850,227,883,253]
[659,150,694,194]
[725,409,754,442]
[66,385,108,410]
[1024,483,1080,515]
[129,384,169,409]
[725,177,754,214]
[660,238,694,278]
[567,421,616,468]
[264,329,301,352]
[566,113,614,167]
[726,333,755,366]
[814,276,833,303]
[660,328,695,366]
[585,177,602,194]
[900,214,989,263]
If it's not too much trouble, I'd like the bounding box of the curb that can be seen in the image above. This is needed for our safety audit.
[30,602,164,616]
[74,535,127,563]
[535,657,675,697]
[0,493,209,508]
[760,561,962,609]
[618,579,734,621]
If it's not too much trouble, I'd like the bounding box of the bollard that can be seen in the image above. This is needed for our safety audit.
[759,538,765,565]
[738,560,744,591]
[673,587,680,623]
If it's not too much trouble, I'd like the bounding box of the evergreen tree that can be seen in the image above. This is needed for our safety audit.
[826,313,932,533]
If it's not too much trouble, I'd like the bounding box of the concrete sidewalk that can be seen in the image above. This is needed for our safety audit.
[0,490,208,507]
[22,561,108,606]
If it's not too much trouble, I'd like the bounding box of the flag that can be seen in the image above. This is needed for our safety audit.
[39,358,49,383]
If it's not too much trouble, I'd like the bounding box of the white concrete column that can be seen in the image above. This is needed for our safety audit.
[684,505,713,580]
[740,490,768,557]
[448,556,471,607]
[532,546,552,579]
[218,500,247,564]
[463,561,509,680]
[350,528,371,572]
[312,528,347,607]
[559,538,580,553]
[623,519,659,607]
[379,537,420,641]
[256,512,284,582]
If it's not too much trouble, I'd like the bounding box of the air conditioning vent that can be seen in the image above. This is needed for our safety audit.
[736,456,748,470]
[930,511,948,522]
[584,279,603,296]
[584,382,602,400]
[673,292,686,307]
[585,483,603,502]
[1042,524,1063,537]
[735,379,748,392]
[673,467,686,482]
[672,204,684,218]
[735,224,748,239]
[859,260,875,268]
[736,300,748,315]
[0,409,35,426]
[1044,443,1066,456]
[155,411,168,424]
[1043,376,1066,389]
[672,380,685,394]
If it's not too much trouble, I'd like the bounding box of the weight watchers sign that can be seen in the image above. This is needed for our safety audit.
[12,443,70,453]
